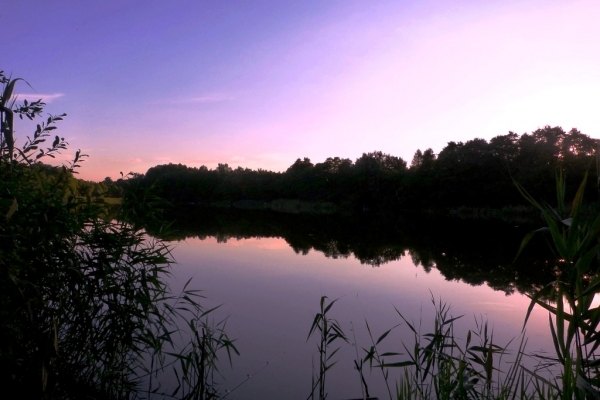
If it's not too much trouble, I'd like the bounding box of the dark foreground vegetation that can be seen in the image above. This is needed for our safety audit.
[4,70,600,399]
[0,72,238,398]
[123,126,600,216]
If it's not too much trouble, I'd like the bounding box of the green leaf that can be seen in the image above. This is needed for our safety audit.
[5,198,18,220]
[571,172,588,217]
[1,78,23,108]
[522,284,554,332]
[548,314,564,365]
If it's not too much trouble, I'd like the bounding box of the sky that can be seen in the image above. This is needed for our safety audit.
[4,0,600,181]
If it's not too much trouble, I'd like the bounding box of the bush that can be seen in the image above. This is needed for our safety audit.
[0,71,236,398]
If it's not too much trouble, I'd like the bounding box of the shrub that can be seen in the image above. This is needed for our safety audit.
[0,71,236,399]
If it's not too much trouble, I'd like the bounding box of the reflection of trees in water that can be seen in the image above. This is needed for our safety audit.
[354,246,406,267]
[215,232,231,243]
[410,251,435,272]
[153,208,557,296]
[321,240,350,260]
[407,245,554,296]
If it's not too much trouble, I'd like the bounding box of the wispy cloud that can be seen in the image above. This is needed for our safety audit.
[185,94,235,103]
[152,93,235,105]
[126,157,143,164]
[14,93,65,103]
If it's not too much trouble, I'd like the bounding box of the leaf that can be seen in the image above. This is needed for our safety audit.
[522,284,552,332]
[324,297,340,315]
[42,364,48,392]
[571,172,588,217]
[6,198,18,220]
[1,78,23,108]
[576,374,600,397]
[199,304,222,318]
[380,352,402,357]
[442,314,464,326]
[394,306,417,336]
[555,293,567,356]
[53,318,59,352]
[514,229,546,262]
[485,343,494,383]
[376,327,394,345]
[307,313,322,341]
[521,366,561,391]
[378,361,415,368]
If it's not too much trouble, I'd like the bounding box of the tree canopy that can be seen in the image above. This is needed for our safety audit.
[129,126,599,214]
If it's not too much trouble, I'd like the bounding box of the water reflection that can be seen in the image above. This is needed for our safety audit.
[145,208,563,398]
[167,234,552,399]
[152,208,556,297]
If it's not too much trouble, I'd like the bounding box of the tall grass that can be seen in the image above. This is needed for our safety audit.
[313,171,600,399]
[306,292,555,399]
[515,171,600,398]
[0,72,239,399]
[307,296,349,400]
[368,295,541,400]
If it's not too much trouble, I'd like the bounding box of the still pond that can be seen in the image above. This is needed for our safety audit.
[160,210,557,399]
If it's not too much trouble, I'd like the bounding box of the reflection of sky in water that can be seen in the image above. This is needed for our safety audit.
[168,236,553,399]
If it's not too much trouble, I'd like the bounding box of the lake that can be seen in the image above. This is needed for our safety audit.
[159,209,558,399]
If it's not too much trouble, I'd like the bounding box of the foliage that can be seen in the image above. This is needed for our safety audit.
[361,295,539,400]
[307,296,348,400]
[169,313,239,400]
[0,71,237,398]
[129,126,599,214]
[305,294,551,399]
[517,171,600,399]
[342,173,600,399]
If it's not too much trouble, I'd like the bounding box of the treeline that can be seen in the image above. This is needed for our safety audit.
[125,126,599,212]
[14,162,114,199]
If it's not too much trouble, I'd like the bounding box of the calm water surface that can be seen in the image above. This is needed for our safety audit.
[166,232,554,399]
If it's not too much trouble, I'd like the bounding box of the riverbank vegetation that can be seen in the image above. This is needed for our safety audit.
[308,295,536,400]
[304,173,600,399]
[0,72,238,398]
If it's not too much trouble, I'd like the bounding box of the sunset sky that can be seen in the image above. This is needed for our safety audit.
[4,0,600,181]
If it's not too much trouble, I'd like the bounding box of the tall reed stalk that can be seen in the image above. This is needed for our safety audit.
[516,171,600,398]
[0,71,239,399]
[307,296,349,400]
[365,295,535,400]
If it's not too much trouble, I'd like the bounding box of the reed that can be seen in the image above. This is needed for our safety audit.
[307,293,551,399]
[515,171,600,398]
[0,72,238,399]
[367,295,541,400]
[307,296,349,400]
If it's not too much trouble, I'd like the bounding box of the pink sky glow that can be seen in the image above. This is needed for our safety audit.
[4,0,600,181]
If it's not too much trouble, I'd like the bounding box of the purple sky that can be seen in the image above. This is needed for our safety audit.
[4,0,600,181]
